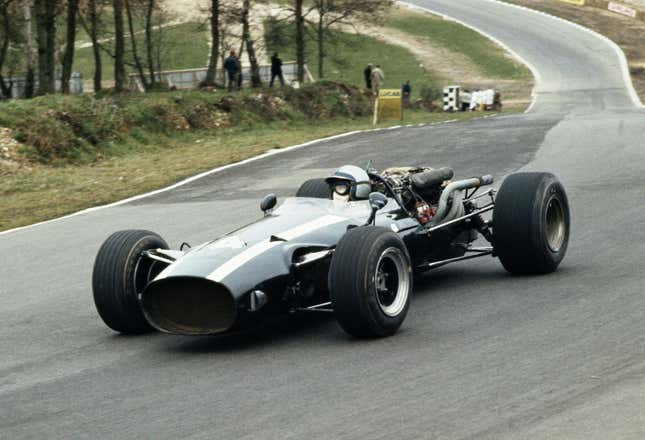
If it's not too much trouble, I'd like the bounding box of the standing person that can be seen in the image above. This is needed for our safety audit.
[402,80,412,107]
[364,63,373,90]
[235,54,243,90]
[371,64,385,96]
[224,51,240,91]
[270,52,285,87]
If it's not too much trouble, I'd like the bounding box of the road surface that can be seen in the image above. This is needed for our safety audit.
[1,1,644,438]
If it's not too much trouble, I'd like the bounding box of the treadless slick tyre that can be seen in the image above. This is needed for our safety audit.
[296,178,331,199]
[92,230,169,334]
[493,172,570,274]
[329,227,413,338]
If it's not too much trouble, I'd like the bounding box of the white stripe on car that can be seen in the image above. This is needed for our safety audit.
[207,215,347,282]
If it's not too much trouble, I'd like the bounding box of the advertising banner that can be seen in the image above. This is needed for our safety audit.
[377,89,403,123]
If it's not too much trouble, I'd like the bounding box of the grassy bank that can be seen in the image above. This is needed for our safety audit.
[0,82,373,165]
[265,20,438,89]
[1,110,503,231]
[387,11,531,81]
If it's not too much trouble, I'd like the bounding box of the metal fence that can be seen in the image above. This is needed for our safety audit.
[0,73,83,99]
[128,62,309,92]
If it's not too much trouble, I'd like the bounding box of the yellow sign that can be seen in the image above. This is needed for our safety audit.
[558,0,585,5]
[376,89,403,123]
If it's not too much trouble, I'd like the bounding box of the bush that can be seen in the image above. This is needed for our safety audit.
[0,82,373,165]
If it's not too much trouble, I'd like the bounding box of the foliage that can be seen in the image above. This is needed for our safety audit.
[0,82,373,164]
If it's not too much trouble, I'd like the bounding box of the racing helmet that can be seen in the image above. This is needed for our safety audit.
[325,165,372,202]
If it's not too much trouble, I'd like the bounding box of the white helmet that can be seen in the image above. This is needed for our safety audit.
[325,165,371,202]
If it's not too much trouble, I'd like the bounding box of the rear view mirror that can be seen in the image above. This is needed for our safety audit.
[369,192,388,211]
[261,194,277,213]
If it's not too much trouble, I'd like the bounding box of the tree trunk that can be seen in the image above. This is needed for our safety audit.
[23,0,35,97]
[113,0,126,92]
[34,0,56,95]
[125,0,148,90]
[204,0,219,86]
[88,0,102,92]
[242,0,261,87]
[144,0,156,86]
[295,0,305,83]
[0,2,11,97]
[61,0,79,94]
[317,10,324,80]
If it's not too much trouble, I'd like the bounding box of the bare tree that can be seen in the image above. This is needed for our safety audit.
[294,0,304,83]
[144,0,155,86]
[0,0,17,97]
[79,0,107,92]
[61,0,79,93]
[241,0,260,87]
[204,0,219,86]
[113,0,126,91]
[34,0,58,95]
[22,0,34,97]
[309,0,392,79]
[124,0,146,89]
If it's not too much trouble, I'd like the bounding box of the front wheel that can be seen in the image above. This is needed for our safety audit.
[92,230,169,334]
[329,227,413,338]
[493,172,570,274]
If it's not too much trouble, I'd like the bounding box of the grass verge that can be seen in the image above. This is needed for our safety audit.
[386,10,532,81]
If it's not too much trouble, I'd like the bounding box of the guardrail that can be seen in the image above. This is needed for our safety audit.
[0,73,83,99]
[128,61,313,92]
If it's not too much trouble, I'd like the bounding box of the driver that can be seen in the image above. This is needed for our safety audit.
[325,165,372,203]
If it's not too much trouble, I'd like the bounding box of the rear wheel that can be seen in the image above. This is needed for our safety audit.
[329,227,412,338]
[296,178,331,199]
[493,172,570,274]
[92,230,169,334]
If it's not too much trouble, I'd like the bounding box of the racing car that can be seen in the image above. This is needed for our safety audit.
[92,165,570,338]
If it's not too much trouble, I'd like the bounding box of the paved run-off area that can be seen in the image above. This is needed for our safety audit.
[1,0,644,438]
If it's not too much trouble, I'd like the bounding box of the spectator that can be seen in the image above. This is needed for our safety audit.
[371,64,385,96]
[364,63,373,90]
[270,52,285,87]
[224,51,240,91]
[402,80,412,107]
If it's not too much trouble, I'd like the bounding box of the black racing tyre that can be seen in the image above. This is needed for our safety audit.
[92,230,169,334]
[296,178,331,199]
[329,227,413,338]
[493,172,570,274]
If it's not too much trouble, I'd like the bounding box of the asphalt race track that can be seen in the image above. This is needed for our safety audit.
[1,0,644,438]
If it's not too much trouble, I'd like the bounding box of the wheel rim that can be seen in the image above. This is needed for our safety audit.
[545,196,566,252]
[375,247,410,317]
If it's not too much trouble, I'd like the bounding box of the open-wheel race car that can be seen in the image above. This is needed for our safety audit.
[92,165,570,338]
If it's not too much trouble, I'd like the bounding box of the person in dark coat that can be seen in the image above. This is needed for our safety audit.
[364,63,373,90]
[224,51,240,91]
[270,52,285,87]
[402,80,412,107]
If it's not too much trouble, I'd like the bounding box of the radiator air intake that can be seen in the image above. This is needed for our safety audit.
[142,277,236,335]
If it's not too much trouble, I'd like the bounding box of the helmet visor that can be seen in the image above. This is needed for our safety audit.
[333,182,351,196]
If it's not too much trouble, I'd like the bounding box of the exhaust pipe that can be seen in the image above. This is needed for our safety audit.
[141,277,237,335]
